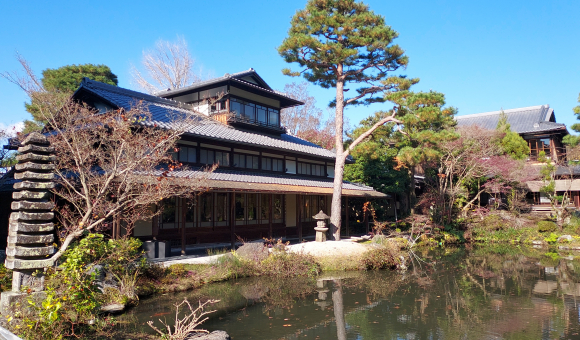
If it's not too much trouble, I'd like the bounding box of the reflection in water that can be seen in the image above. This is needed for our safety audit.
[121,246,580,339]
[332,279,346,340]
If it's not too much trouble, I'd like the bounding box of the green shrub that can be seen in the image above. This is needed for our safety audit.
[360,244,400,270]
[538,220,557,233]
[0,264,12,292]
[261,251,320,277]
[480,214,505,231]
[236,242,269,263]
[544,233,559,244]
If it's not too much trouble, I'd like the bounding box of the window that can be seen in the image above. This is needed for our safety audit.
[234,193,275,225]
[244,103,255,121]
[262,157,283,172]
[235,194,245,222]
[200,193,212,227]
[161,198,177,224]
[260,194,270,221]
[185,198,195,223]
[300,195,326,222]
[529,138,551,159]
[215,193,228,226]
[297,162,325,176]
[201,149,229,166]
[231,100,243,117]
[178,145,197,163]
[200,149,214,164]
[233,153,258,169]
[230,97,280,128]
[273,194,283,223]
[215,151,230,166]
[247,194,257,223]
[268,109,279,126]
[257,106,267,124]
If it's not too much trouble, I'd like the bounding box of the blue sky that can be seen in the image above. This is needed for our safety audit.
[1,0,580,133]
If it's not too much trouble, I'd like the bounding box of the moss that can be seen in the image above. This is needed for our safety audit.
[538,220,558,233]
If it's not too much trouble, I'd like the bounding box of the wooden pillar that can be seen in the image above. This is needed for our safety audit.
[364,201,369,234]
[230,192,236,249]
[181,197,186,256]
[115,215,121,239]
[297,194,302,242]
[345,196,349,238]
[152,205,159,240]
[268,193,273,239]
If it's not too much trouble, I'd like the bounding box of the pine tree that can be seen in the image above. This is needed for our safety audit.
[278,0,415,239]
[563,93,580,148]
[23,64,118,133]
[387,90,457,212]
[496,111,529,160]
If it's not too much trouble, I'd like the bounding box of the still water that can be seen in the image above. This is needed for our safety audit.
[121,246,580,339]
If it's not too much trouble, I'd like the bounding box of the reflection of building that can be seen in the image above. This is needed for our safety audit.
[455,105,580,209]
[0,69,386,252]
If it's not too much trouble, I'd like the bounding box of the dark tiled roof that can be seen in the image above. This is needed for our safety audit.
[77,79,338,160]
[456,105,567,134]
[0,168,18,192]
[155,68,296,102]
[168,166,376,191]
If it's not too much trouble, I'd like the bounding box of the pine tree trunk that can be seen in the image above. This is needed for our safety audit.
[330,69,345,241]
[330,156,345,240]
[409,167,416,215]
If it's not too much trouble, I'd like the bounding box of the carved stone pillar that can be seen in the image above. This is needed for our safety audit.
[1,133,55,315]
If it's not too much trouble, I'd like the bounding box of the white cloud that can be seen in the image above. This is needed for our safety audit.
[0,121,24,137]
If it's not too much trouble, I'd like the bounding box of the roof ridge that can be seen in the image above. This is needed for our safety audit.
[81,78,193,110]
[230,78,296,101]
[456,104,550,119]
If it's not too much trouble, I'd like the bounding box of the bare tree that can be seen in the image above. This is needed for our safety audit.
[0,125,20,173]
[131,36,202,94]
[281,82,336,149]
[281,82,323,135]
[4,57,212,262]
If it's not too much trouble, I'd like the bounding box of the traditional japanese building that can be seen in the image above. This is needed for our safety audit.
[0,69,388,253]
[456,105,577,208]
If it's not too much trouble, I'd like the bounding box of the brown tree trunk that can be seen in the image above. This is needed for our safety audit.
[332,279,347,340]
[330,69,345,241]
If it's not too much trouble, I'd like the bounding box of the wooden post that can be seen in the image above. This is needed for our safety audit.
[181,197,186,256]
[230,192,236,249]
[115,215,121,239]
[297,195,302,242]
[345,196,349,238]
[269,193,273,239]
[152,204,159,240]
[364,201,369,234]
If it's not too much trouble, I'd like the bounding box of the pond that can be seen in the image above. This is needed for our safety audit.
[119,245,580,339]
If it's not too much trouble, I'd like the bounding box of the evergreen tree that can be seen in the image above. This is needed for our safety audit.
[278,0,415,239]
[344,112,409,196]
[563,93,580,147]
[387,90,457,213]
[496,111,528,160]
[23,64,118,133]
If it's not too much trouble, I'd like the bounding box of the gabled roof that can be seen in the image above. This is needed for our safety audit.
[74,78,340,161]
[456,105,567,135]
[154,68,302,108]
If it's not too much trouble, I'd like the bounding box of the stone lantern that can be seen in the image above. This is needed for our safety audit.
[312,210,329,242]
